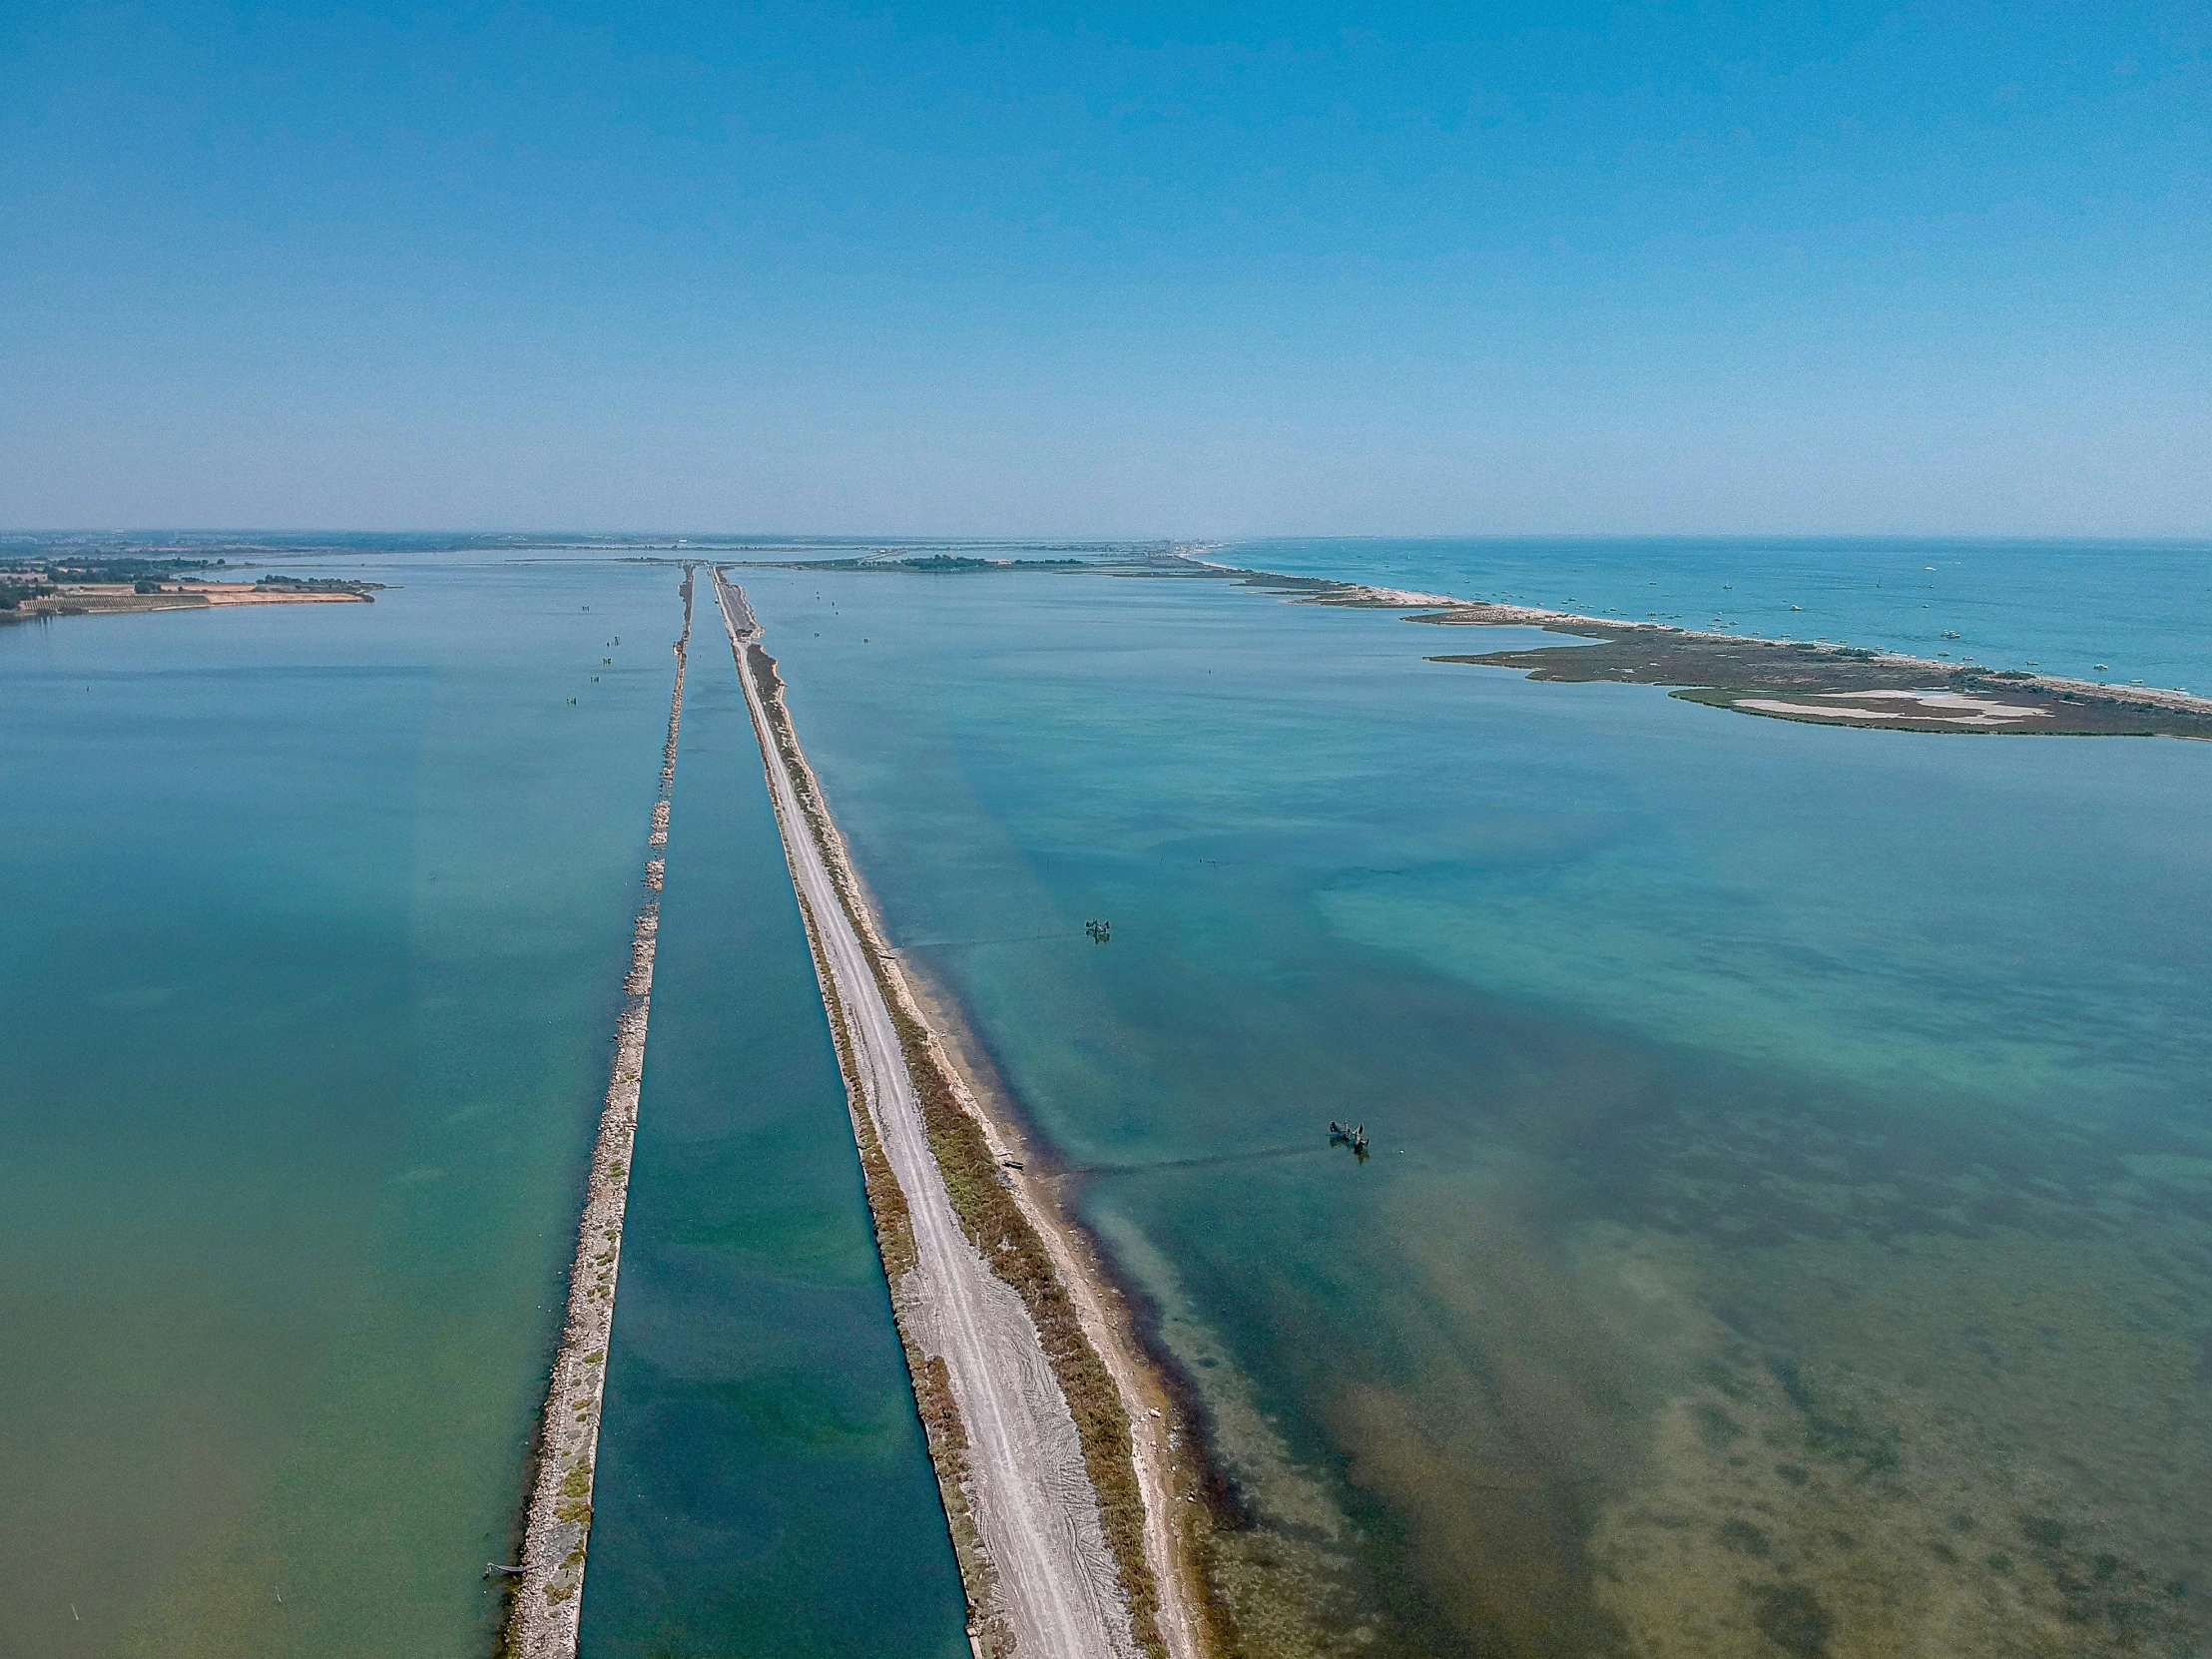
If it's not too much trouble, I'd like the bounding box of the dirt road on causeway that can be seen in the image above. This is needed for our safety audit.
[713,573,1142,1659]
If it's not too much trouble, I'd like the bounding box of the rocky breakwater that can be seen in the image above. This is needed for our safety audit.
[502,567,695,1658]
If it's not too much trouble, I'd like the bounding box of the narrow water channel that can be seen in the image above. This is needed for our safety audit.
[580,655,969,1658]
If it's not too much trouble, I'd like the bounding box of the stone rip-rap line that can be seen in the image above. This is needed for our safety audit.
[502,567,694,1659]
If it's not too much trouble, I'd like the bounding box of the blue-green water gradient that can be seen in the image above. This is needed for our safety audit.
[581,649,969,1659]
[739,557,2212,1655]
[14,532,2211,1656]
[1,562,677,1655]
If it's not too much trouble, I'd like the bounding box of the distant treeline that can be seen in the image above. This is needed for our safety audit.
[252,573,384,592]
[0,580,56,611]
[0,557,381,608]
[1,555,219,608]
[4,554,225,585]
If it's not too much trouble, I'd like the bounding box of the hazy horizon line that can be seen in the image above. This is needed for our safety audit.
[8,527,2211,546]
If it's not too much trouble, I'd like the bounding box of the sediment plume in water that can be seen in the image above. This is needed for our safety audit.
[502,567,694,1658]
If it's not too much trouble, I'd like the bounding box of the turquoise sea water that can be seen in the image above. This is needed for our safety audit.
[11,533,2211,1658]
[1232,536,2212,693]
[581,650,968,1659]
[738,551,2212,1656]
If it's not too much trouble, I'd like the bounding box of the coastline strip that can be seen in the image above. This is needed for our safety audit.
[712,569,1205,1659]
[1156,550,2212,739]
[503,567,695,1658]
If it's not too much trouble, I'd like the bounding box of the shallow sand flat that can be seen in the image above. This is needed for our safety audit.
[1737,696,2049,726]
[1738,700,1912,721]
[1817,690,2045,711]
[1592,1224,2209,1658]
[198,588,369,605]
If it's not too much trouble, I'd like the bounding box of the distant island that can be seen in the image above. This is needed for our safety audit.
[1401,605,2212,739]
[1,555,381,622]
[1161,554,2212,742]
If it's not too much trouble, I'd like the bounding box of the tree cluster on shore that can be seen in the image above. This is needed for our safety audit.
[0,579,56,610]
[6,553,222,586]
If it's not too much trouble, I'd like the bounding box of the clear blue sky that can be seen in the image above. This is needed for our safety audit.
[3,2,2205,534]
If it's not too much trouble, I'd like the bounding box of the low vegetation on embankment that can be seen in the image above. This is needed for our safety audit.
[804,897,1000,1645]
[744,643,1174,1659]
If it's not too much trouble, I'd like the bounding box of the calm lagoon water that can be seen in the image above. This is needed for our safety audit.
[0,556,678,1655]
[11,534,2210,1658]
[739,552,2212,1657]
[581,651,968,1659]
[0,548,962,1659]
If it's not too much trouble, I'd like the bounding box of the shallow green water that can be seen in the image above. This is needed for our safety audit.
[740,559,2212,1657]
[0,554,973,1659]
[12,537,2211,1657]
[0,560,687,1654]
[580,647,968,1659]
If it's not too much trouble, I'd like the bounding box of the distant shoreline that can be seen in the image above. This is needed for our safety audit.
[1163,552,2212,739]
[1,577,380,622]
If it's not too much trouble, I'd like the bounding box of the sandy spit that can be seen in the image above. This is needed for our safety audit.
[1157,551,2212,720]
[1369,591,2212,719]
